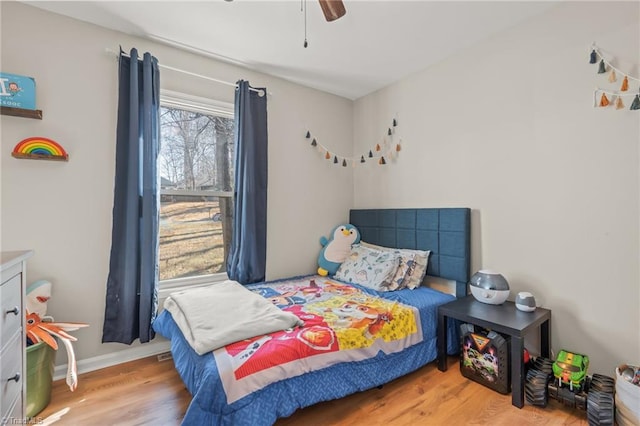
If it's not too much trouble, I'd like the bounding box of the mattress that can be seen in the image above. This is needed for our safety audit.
[153,275,459,425]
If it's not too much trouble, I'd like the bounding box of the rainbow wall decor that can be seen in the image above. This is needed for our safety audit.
[12,137,68,161]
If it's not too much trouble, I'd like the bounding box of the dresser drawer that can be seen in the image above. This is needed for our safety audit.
[0,333,22,420]
[1,391,22,426]
[0,251,32,425]
[0,273,22,351]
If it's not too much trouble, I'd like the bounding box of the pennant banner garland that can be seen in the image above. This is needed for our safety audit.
[305,118,401,167]
[590,43,640,111]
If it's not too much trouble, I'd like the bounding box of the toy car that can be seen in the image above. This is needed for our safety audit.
[552,350,589,391]
[525,350,615,426]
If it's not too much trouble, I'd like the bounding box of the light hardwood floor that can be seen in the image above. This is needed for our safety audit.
[35,355,589,425]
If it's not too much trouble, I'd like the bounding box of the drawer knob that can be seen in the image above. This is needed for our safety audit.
[7,373,20,383]
[5,306,20,316]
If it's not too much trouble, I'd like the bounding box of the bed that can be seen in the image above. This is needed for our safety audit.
[153,207,471,425]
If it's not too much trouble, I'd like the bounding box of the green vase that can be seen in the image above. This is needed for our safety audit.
[26,341,55,418]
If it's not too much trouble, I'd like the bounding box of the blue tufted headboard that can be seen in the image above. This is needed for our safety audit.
[349,208,471,298]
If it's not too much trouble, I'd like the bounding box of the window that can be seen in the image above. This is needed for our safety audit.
[158,91,234,290]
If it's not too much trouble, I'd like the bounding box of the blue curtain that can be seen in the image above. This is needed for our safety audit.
[226,81,268,284]
[102,48,160,344]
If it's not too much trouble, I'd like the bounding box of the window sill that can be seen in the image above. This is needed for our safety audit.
[158,273,229,299]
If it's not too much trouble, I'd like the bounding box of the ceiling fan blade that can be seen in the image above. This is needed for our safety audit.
[318,0,346,22]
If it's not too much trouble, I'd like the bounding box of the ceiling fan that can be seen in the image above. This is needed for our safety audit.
[300,0,345,47]
[318,0,346,22]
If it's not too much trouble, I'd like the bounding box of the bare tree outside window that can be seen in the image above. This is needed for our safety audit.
[158,105,234,281]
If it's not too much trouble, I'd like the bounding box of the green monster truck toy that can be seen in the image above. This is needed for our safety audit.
[525,349,615,425]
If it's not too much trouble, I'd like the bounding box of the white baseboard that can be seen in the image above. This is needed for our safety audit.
[53,340,171,381]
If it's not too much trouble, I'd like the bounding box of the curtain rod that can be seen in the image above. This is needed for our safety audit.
[104,48,269,96]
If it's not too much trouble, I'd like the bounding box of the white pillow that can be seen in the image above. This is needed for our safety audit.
[360,242,430,289]
[335,245,400,292]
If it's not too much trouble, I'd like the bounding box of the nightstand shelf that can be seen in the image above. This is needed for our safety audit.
[437,295,551,408]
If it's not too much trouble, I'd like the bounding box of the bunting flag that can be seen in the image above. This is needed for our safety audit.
[304,118,402,167]
[597,59,606,74]
[590,43,640,111]
[593,88,639,109]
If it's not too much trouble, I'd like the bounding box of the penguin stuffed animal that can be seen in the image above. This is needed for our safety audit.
[317,224,360,276]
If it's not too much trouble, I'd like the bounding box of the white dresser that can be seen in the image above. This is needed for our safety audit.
[1,250,33,425]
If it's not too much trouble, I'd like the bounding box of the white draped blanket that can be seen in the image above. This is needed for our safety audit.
[164,280,303,355]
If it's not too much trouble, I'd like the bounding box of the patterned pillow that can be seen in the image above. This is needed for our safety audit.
[334,245,401,292]
[386,249,416,290]
[361,242,430,290]
[402,249,430,289]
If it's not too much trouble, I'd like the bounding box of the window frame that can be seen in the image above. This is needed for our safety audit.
[157,89,234,298]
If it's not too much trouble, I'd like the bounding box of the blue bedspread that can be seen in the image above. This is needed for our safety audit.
[153,276,459,426]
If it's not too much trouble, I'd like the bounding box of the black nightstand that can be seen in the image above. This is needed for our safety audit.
[437,295,551,408]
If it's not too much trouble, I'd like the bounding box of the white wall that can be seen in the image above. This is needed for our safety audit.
[0,2,353,363]
[353,2,639,375]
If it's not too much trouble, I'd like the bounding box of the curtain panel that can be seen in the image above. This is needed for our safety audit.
[102,48,160,344]
[226,81,268,284]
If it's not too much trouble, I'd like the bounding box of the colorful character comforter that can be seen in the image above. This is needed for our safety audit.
[153,275,459,426]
